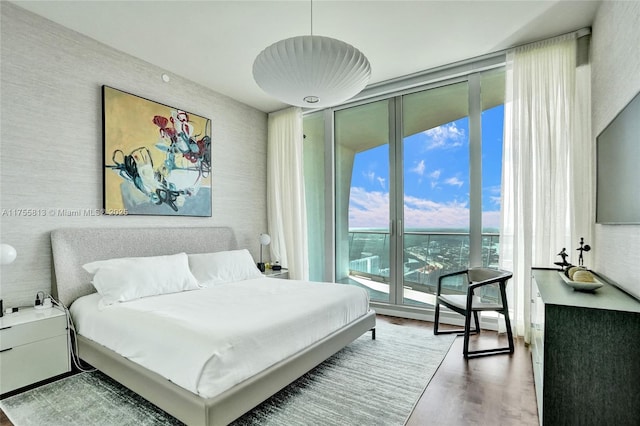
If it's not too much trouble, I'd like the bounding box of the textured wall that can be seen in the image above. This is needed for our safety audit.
[591,1,640,300]
[0,3,268,306]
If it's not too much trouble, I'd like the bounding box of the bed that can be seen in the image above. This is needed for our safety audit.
[50,226,376,426]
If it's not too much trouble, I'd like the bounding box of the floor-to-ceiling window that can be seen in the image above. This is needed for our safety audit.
[335,99,392,302]
[401,81,470,307]
[330,68,505,312]
[480,70,505,270]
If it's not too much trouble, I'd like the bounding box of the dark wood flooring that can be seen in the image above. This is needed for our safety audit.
[393,315,539,426]
[0,314,539,426]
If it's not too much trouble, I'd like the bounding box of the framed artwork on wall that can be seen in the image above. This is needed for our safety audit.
[102,86,212,217]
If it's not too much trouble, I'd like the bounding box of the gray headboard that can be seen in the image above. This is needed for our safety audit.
[51,227,238,307]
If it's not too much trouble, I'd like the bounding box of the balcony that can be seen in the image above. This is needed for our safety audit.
[343,230,500,307]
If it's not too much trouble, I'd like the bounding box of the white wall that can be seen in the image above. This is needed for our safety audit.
[0,3,268,306]
[591,1,640,299]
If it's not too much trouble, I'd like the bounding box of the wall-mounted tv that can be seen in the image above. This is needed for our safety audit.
[596,91,640,224]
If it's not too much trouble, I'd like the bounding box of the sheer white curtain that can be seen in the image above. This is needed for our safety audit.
[571,63,593,252]
[266,107,309,280]
[500,34,592,342]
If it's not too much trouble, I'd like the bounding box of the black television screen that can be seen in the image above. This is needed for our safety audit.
[596,91,640,224]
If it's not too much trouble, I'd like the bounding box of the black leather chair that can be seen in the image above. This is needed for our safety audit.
[433,267,514,359]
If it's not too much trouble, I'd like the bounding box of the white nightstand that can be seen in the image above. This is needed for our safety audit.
[0,306,70,395]
[264,268,289,279]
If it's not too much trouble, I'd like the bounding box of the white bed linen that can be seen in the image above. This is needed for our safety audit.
[70,278,370,398]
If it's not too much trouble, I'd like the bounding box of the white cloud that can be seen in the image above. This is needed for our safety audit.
[377,176,386,189]
[410,160,426,176]
[349,188,473,229]
[404,196,443,211]
[403,196,469,228]
[485,185,502,206]
[445,176,464,187]
[348,187,390,229]
[423,123,466,150]
[348,187,501,230]
[363,170,375,183]
[428,169,441,189]
[482,210,501,229]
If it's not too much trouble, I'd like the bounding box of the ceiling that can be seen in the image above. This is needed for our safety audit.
[12,0,601,113]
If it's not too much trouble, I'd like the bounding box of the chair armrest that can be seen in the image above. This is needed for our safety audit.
[468,276,504,291]
[468,271,513,292]
[437,269,469,296]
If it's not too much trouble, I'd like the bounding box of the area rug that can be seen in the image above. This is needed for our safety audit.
[1,320,455,426]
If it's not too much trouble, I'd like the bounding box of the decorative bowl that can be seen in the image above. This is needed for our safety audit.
[558,271,604,291]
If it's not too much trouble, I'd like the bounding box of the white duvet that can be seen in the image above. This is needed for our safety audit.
[70,278,370,398]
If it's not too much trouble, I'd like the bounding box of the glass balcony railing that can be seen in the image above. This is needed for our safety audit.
[346,230,500,305]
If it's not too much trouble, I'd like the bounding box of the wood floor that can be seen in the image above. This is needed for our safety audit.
[394,315,539,426]
[0,314,539,426]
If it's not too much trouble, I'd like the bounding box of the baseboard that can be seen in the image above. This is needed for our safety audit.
[371,302,501,332]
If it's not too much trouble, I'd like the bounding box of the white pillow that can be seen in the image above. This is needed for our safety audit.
[83,252,200,305]
[188,249,263,286]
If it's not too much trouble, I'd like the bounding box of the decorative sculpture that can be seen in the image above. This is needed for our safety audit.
[554,248,572,269]
[576,237,591,266]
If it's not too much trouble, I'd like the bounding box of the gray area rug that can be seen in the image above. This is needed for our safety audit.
[1,320,455,426]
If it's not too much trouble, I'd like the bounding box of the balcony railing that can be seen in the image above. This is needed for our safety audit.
[347,230,500,301]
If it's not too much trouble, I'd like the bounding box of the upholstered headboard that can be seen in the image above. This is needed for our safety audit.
[51,227,238,307]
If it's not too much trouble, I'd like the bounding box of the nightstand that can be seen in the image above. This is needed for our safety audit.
[0,306,70,395]
[264,268,289,279]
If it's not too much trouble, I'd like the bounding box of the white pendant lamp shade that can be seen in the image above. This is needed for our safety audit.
[253,35,371,109]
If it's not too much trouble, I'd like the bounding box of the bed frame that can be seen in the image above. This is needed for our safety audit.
[50,226,376,426]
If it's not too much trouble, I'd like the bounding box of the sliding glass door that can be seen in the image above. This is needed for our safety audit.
[401,81,470,307]
[335,99,392,303]
[328,69,504,311]
[400,71,505,308]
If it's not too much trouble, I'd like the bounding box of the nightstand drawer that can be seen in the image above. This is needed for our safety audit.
[0,314,67,350]
[0,334,69,394]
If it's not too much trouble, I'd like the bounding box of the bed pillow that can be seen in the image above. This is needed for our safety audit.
[188,249,263,286]
[83,252,200,305]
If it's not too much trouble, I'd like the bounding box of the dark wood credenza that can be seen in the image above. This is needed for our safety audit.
[530,268,640,426]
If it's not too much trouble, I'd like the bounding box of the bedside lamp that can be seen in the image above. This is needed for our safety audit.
[257,233,271,272]
[1,243,17,318]
[1,244,17,265]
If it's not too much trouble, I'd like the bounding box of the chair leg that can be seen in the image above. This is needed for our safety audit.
[463,307,473,359]
[473,311,480,334]
[465,282,514,359]
[504,314,514,354]
[434,301,468,335]
[502,310,514,354]
[500,283,515,354]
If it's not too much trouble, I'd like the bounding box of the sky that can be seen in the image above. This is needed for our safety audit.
[349,105,504,231]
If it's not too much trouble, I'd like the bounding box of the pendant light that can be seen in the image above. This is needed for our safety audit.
[253,0,371,109]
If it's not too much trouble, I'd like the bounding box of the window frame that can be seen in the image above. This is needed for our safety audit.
[303,54,506,317]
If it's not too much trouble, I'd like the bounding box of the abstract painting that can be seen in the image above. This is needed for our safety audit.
[102,86,211,216]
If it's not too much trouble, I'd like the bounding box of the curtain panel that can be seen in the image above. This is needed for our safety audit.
[500,34,593,342]
[266,107,310,280]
